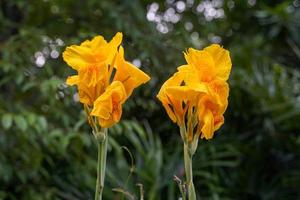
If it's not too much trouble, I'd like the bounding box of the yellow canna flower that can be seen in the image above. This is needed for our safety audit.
[63,33,122,105]
[90,81,127,128]
[157,44,231,200]
[157,44,231,141]
[114,46,151,97]
[63,32,122,87]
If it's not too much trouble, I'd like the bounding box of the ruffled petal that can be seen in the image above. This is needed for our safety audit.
[91,81,126,128]
[204,44,232,81]
[66,75,79,86]
[114,46,150,96]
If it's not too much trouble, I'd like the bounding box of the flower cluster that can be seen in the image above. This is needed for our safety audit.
[157,44,231,143]
[63,33,150,128]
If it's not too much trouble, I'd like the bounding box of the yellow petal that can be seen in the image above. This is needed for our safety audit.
[177,64,190,71]
[198,93,226,139]
[200,109,214,139]
[114,46,150,96]
[91,81,127,128]
[157,71,186,124]
[204,44,232,81]
[81,36,107,50]
[78,80,106,106]
[66,75,79,86]
[66,74,106,105]
[161,101,177,123]
[106,32,123,64]
[63,33,123,71]
[213,115,224,131]
[207,79,229,114]
[109,32,123,48]
[166,84,207,102]
[184,48,216,82]
[78,63,109,87]
[63,45,96,70]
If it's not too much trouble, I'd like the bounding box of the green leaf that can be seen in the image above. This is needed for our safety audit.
[2,113,13,130]
[14,115,28,131]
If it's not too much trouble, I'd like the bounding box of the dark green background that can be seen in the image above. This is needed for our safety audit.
[1,0,300,199]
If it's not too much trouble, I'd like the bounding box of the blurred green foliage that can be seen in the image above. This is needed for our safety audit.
[0,0,300,199]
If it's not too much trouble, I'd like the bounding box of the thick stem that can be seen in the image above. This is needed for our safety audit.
[95,129,108,200]
[184,143,196,200]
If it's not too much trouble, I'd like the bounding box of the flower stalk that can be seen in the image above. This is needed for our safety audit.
[95,128,108,200]
[183,143,196,200]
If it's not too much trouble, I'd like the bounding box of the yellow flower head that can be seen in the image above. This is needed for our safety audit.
[157,44,231,141]
[63,32,151,129]
[91,81,127,128]
[63,33,123,105]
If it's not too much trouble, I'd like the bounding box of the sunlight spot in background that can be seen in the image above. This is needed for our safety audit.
[147,2,159,21]
[176,1,186,13]
[146,1,184,34]
[57,91,65,99]
[33,36,64,68]
[248,0,256,7]
[132,59,142,68]
[191,32,204,48]
[50,50,59,59]
[191,32,199,40]
[51,5,59,14]
[186,0,194,8]
[147,0,226,34]
[73,93,80,102]
[294,0,300,7]
[66,18,74,24]
[35,53,46,68]
[208,34,222,43]
[185,21,193,31]
[227,0,235,9]
[56,38,64,46]
[196,0,225,21]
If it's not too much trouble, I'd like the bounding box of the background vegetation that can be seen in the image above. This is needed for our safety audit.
[1,0,300,199]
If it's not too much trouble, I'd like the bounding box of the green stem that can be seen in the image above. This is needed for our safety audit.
[184,143,196,200]
[95,129,108,200]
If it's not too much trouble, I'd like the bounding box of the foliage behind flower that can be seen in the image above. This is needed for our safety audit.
[63,33,150,128]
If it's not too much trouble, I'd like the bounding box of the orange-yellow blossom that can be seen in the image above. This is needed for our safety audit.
[91,81,127,128]
[157,44,231,140]
[63,33,123,105]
